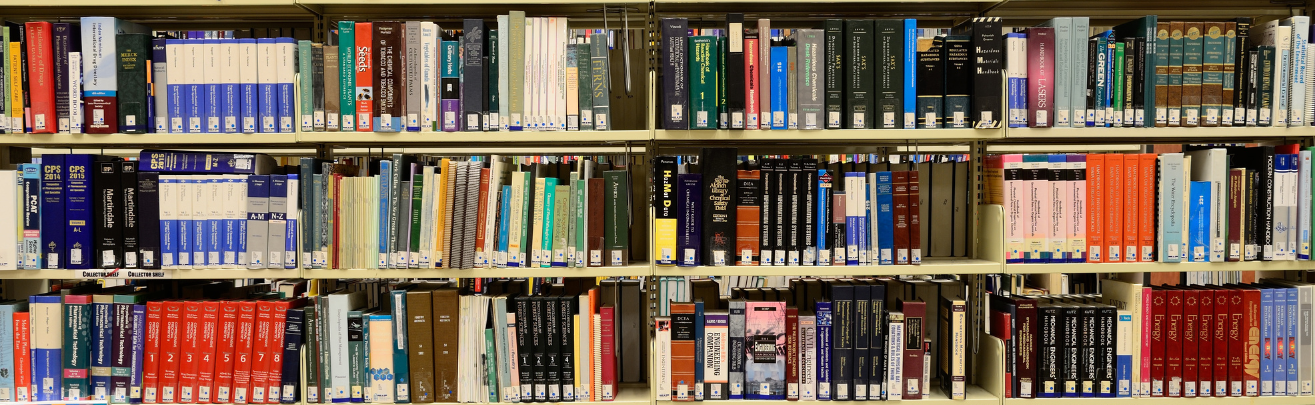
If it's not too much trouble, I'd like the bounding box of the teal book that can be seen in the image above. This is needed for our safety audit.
[577,43,594,131]
[540,177,558,268]
[299,40,314,131]
[390,291,410,403]
[573,174,587,267]
[484,328,497,403]
[552,184,570,267]
[689,36,720,129]
[64,295,93,399]
[1155,24,1170,126]
[517,171,533,267]
[718,35,729,129]
[338,22,356,131]
[589,32,610,130]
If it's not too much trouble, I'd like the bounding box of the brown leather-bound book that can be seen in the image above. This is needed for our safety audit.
[1168,22,1185,127]
[898,300,926,400]
[406,290,436,403]
[1201,22,1226,127]
[892,171,911,265]
[736,168,763,266]
[907,170,922,264]
[431,288,460,402]
[670,302,697,401]
[587,178,605,267]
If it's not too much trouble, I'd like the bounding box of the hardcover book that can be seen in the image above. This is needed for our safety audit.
[746,302,785,400]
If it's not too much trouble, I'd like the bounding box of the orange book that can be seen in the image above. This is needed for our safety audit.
[1086,154,1105,262]
[354,22,374,132]
[1139,153,1158,261]
[14,311,30,402]
[670,302,696,401]
[1104,154,1124,262]
[1124,155,1139,262]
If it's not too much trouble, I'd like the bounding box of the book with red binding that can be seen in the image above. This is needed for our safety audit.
[14,311,31,402]
[178,301,202,403]
[197,301,220,403]
[600,306,617,401]
[1150,289,1166,396]
[265,299,300,404]
[1166,289,1183,397]
[142,301,164,404]
[24,22,56,133]
[1213,289,1228,397]
[249,301,275,404]
[1182,289,1199,397]
[232,301,258,404]
[1228,288,1245,396]
[159,301,184,403]
[899,300,926,400]
[1196,290,1214,396]
[1241,288,1260,396]
[213,301,240,403]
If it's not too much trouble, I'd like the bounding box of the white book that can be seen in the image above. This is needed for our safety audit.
[498,16,510,130]
[1287,156,1300,260]
[420,22,438,132]
[285,175,299,269]
[845,174,861,265]
[1287,17,1310,126]
[576,294,591,401]
[152,42,169,133]
[800,313,817,401]
[191,176,207,267]
[525,18,537,130]
[0,171,17,270]
[239,40,258,133]
[166,41,187,133]
[1270,21,1293,126]
[159,176,177,268]
[1300,151,1312,259]
[221,39,240,133]
[887,312,905,402]
[175,176,193,268]
[235,176,250,266]
[205,176,223,268]
[68,51,83,134]
[257,39,278,133]
[222,175,242,266]
[557,19,569,130]
[204,39,221,133]
[277,39,296,133]
[655,317,672,401]
[1185,148,1227,262]
[417,166,434,267]
[186,40,204,133]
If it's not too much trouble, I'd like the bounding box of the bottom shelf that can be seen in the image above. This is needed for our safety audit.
[611,386,655,404]
[656,384,997,404]
[1004,394,1315,405]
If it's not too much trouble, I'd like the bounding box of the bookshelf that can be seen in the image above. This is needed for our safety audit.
[651,258,1002,277]
[299,130,651,145]
[1,132,302,147]
[0,268,302,279]
[301,263,653,279]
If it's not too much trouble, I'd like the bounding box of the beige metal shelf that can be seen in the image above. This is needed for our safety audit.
[2,132,301,148]
[0,268,302,279]
[302,263,653,279]
[1002,395,1315,405]
[1007,259,1315,274]
[1004,126,1315,141]
[652,257,1001,277]
[299,130,651,145]
[654,128,1004,143]
[655,384,997,404]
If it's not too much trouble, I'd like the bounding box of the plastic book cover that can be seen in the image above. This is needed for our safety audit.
[745,302,785,400]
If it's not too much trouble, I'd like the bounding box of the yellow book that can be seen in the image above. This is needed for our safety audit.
[436,159,450,268]
[10,43,22,133]
[653,158,678,265]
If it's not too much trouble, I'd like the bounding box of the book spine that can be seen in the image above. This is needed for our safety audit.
[338,22,356,131]
[79,18,123,134]
[90,299,114,401]
[973,18,1004,128]
[24,23,55,133]
[40,154,64,268]
[590,32,610,130]
[845,20,874,129]
[1027,27,1056,127]
[902,19,917,128]
[65,154,94,269]
[20,165,40,269]
[31,296,63,401]
[1007,34,1028,127]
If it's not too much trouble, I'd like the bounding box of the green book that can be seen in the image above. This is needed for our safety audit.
[689,36,719,130]
[115,33,149,134]
[552,184,570,266]
[718,35,728,129]
[577,43,593,131]
[389,291,410,403]
[488,29,499,129]
[573,169,588,267]
[360,309,370,400]
[509,11,526,130]
[339,22,356,131]
[112,293,148,404]
[1155,24,1170,126]
[517,171,533,266]
[589,32,611,130]
[540,177,558,268]
[347,311,365,402]
[64,295,93,400]
[566,173,578,265]
[603,170,630,266]
[484,327,498,403]
[410,173,423,259]
[299,40,314,131]
[1112,42,1126,124]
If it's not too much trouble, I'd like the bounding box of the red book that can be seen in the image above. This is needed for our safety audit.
[892,171,910,265]
[142,301,164,403]
[178,301,202,403]
[24,22,56,133]
[473,168,491,266]
[1086,154,1105,262]
[265,301,294,404]
[1150,289,1167,396]
[1138,154,1157,261]
[1104,154,1125,262]
[1241,289,1261,396]
[159,301,184,404]
[600,306,616,401]
[1213,289,1229,397]
[1166,289,1184,397]
[354,22,374,132]
[1182,290,1199,397]
[1228,289,1245,396]
[232,301,258,404]
[988,309,1012,399]
[1123,156,1139,261]
[1227,169,1245,261]
[196,301,220,403]
[785,307,799,401]
[213,301,239,404]
[1025,26,1055,127]
[745,36,759,130]
[1197,290,1214,396]
[249,301,274,404]
[14,311,31,402]
[898,300,926,400]
[907,170,922,263]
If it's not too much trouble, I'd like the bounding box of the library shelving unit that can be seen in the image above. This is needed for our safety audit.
[0,267,303,279]
[301,263,653,279]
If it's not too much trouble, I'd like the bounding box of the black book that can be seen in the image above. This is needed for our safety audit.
[463,19,487,131]
[280,308,306,404]
[773,158,789,264]
[1097,304,1116,397]
[1245,49,1258,126]
[831,175,847,263]
[867,281,886,399]
[874,19,904,129]
[727,14,745,129]
[558,296,575,401]
[1079,303,1099,396]
[700,148,738,266]
[618,279,646,383]
[824,20,845,129]
[1087,37,1100,125]
[1123,39,1137,128]
[661,18,689,130]
[94,161,122,269]
[968,17,1003,128]
[531,295,548,401]
[917,46,945,129]
[844,20,875,129]
[1258,46,1275,127]
[1132,37,1147,127]
[853,281,871,400]
[514,296,534,400]
[786,159,802,264]
[119,161,138,269]
[829,280,855,400]
[1232,18,1252,126]
[544,295,563,398]
[943,35,972,128]
[1060,304,1081,396]
[135,172,160,269]
[1038,303,1062,398]
[802,159,817,264]
[760,159,775,266]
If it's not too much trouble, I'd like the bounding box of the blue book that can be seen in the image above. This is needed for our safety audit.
[817,170,830,265]
[137,150,274,175]
[845,172,863,265]
[1158,153,1185,262]
[1189,181,1210,262]
[0,303,17,400]
[861,176,871,265]
[21,164,41,270]
[677,173,701,267]
[204,40,222,133]
[378,161,392,268]
[1104,32,1116,127]
[498,185,513,266]
[39,154,65,268]
[189,177,206,267]
[129,304,146,404]
[90,297,113,400]
[239,38,259,133]
[389,291,411,403]
[1006,32,1028,128]
[30,295,62,401]
[1284,287,1300,394]
[876,171,894,265]
[65,154,96,269]
[693,300,706,400]
[1116,312,1132,397]
[286,174,299,270]
[279,309,305,404]
[221,39,240,133]
[816,301,832,401]
[770,46,788,130]
[177,177,191,268]
[186,40,205,133]
[1262,288,1275,396]
[159,176,177,268]
[221,177,238,266]
[903,19,918,128]
[258,38,279,133]
[165,40,187,133]
[206,177,223,267]
[1274,288,1288,396]
[277,38,297,133]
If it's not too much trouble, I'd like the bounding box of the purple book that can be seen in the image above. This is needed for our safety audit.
[677,173,702,267]
[52,23,72,133]
[440,40,461,132]
[1026,26,1055,128]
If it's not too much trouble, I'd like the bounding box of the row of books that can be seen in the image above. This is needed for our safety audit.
[652,150,974,267]
[1007,16,1315,128]
[986,145,1312,264]
[991,278,1315,399]
[298,155,633,270]
[652,276,969,401]
[659,17,1004,130]
[0,150,297,270]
